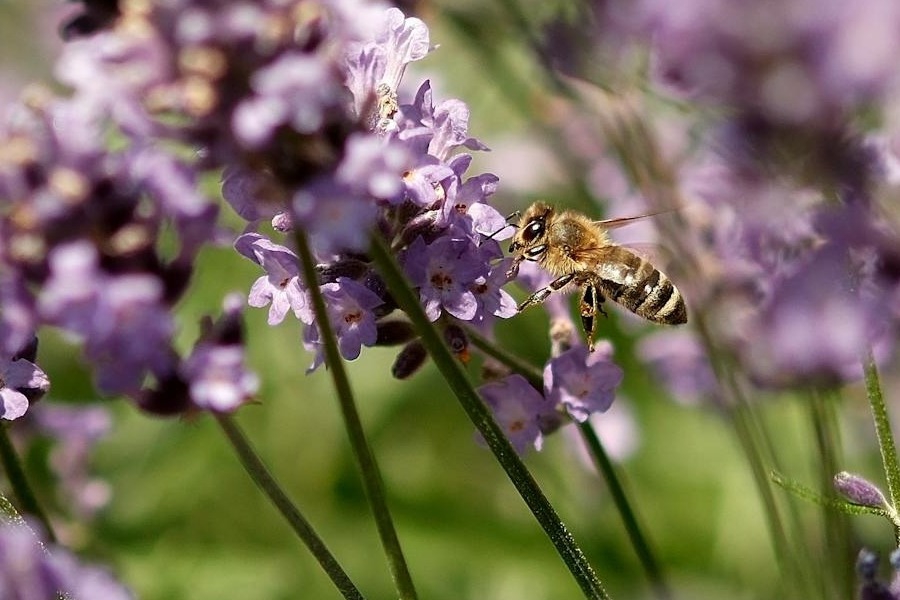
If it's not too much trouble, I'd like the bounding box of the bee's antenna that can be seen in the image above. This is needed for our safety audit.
[482,210,521,241]
[483,223,516,241]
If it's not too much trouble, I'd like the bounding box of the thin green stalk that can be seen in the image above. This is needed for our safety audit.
[293,230,418,600]
[863,352,900,544]
[807,391,852,599]
[0,423,54,541]
[578,423,672,600]
[727,387,795,575]
[214,415,364,600]
[370,234,611,600]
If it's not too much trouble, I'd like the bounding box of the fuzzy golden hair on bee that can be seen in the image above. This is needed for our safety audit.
[507,201,687,351]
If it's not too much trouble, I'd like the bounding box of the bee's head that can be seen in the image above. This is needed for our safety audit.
[508,202,553,260]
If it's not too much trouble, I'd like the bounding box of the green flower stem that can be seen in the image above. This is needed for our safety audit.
[0,423,55,541]
[370,235,611,600]
[214,415,364,600]
[293,230,418,600]
[467,326,669,599]
[863,352,900,544]
[578,423,672,600]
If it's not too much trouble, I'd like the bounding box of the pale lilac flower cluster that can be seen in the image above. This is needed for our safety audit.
[0,85,239,414]
[480,335,623,454]
[223,7,517,374]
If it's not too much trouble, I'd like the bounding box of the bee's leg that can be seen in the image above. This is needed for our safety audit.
[597,291,608,318]
[579,284,598,352]
[517,273,575,311]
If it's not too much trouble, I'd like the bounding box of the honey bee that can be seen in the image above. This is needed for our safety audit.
[507,202,687,350]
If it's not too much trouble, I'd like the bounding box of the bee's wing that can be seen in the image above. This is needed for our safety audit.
[572,243,673,282]
[593,210,674,231]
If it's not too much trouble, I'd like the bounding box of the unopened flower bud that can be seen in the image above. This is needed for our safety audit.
[375,321,416,346]
[316,258,370,283]
[834,471,889,508]
[392,340,427,379]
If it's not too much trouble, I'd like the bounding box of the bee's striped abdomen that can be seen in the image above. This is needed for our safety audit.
[596,248,687,325]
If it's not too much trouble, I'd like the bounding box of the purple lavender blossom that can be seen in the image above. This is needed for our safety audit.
[182,342,259,413]
[0,354,49,421]
[404,236,487,322]
[469,256,518,329]
[345,7,432,125]
[0,521,134,599]
[544,343,623,422]
[479,375,552,454]
[179,294,259,412]
[235,233,312,325]
[303,277,384,371]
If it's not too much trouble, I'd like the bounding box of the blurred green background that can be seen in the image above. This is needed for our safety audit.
[5,1,898,599]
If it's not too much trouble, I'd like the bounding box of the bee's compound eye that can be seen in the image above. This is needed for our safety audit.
[525,244,546,260]
[522,220,544,243]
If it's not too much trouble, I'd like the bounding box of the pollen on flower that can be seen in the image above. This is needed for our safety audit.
[430,271,453,290]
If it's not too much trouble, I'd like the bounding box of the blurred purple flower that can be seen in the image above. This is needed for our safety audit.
[38,242,175,396]
[31,403,113,518]
[0,276,36,357]
[336,133,411,202]
[181,294,259,413]
[233,53,345,148]
[637,329,718,405]
[623,0,900,124]
[741,243,886,386]
[856,548,900,600]
[183,344,259,413]
[0,521,134,600]
[292,179,378,256]
[221,166,283,223]
[544,343,623,422]
[479,375,552,454]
